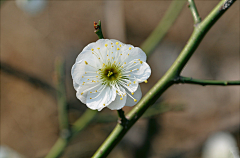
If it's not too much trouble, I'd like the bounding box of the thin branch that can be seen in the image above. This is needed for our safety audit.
[92,0,236,157]
[175,76,240,86]
[188,0,201,25]
[141,0,187,56]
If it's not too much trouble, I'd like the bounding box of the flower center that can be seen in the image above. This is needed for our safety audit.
[102,66,120,82]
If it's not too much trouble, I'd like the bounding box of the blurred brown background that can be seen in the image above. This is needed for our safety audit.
[1,0,239,158]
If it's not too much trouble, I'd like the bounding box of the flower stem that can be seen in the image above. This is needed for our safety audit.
[141,0,187,56]
[188,0,201,24]
[175,76,240,86]
[92,0,236,157]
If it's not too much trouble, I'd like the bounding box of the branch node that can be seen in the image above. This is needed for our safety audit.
[117,109,129,129]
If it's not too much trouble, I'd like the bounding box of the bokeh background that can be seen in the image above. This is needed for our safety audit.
[1,0,239,158]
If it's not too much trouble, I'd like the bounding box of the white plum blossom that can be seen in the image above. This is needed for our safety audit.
[71,39,151,111]
[16,0,47,16]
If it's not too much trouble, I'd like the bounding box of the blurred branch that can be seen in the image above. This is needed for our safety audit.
[71,109,98,137]
[0,61,56,96]
[188,0,201,25]
[175,76,240,86]
[141,0,187,56]
[55,58,69,135]
[93,0,236,157]
[143,102,185,118]
[93,103,185,124]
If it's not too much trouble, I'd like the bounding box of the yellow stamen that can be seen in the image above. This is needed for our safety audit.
[91,48,94,51]
[107,71,113,77]
[105,44,108,47]
[134,99,137,102]
[90,97,92,99]
[116,42,119,45]
[131,92,134,95]
[81,92,83,95]
[140,61,143,64]
[85,61,88,65]
[120,98,123,100]
[117,48,120,50]
[144,80,148,83]
[97,48,100,49]
[129,47,132,50]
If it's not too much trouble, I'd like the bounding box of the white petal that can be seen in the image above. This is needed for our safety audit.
[120,47,147,63]
[71,60,99,86]
[86,86,116,111]
[83,42,95,51]
[120,77,138,93]
[75,82,100,104]
[125,85,142,107]
[109,39,124,46]
[107,93,127,110]
[75,42,95,62]
[93,39,113,62]
[130,62,151,83]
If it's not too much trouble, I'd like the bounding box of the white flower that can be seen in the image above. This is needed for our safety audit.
[202,132,240,158]
[16,0,47,16]
[71,39,151,111]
